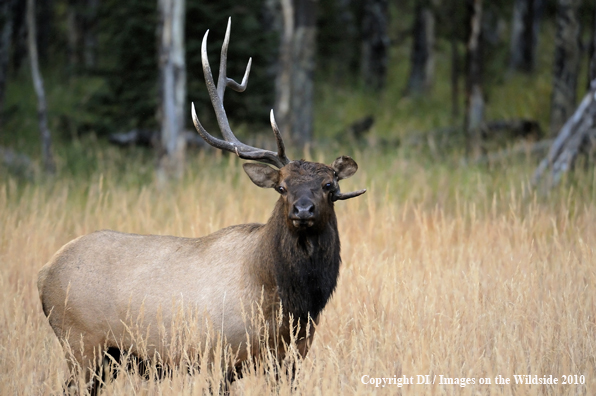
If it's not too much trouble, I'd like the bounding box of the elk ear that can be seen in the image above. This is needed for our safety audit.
[331,156,358,180]
[243,163,279,188]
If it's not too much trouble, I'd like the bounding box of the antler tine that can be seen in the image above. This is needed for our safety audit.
[192,20,291,169]
[332,189,367,202]
[201,29,238,144]
[270,110,290,166]
[217,17,252,101]
[191,102,235,152]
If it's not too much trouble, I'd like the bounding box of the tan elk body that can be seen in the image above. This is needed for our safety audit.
[38,19,365,393]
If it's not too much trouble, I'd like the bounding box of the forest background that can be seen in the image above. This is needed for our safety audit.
[2,0,596,395]
[1,0,595,179]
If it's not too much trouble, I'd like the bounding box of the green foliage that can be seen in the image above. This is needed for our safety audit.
[88,0,159,136]
[317,0,362,76]
[86,0,277,137]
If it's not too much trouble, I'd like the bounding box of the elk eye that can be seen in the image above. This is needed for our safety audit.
[277,186,286,194]
[324,182,333,190]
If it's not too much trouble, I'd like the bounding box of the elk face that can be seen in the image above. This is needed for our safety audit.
[243,156,363,232]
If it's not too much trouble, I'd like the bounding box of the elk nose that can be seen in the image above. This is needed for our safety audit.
[293,199,315,219]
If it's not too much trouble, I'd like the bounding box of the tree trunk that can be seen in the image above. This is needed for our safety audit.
[274,0,294,144]
[27,0,55,173]
[274,0,316,147]
[464,0,484,159]
[360,0,389,91]
[0,0,17,130]
[406,0,435,96]
[509,0,543,73]
[549,0,581,136]
[157,0,186,181]
[291,0,316,146]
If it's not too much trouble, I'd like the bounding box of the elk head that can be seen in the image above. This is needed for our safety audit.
[191,18,366,231]
[243,158,363,232]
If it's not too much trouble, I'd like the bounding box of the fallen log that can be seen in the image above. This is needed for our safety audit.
[532,81,596,189]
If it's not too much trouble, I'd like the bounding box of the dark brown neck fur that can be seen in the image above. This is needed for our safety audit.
[257,199,341,323]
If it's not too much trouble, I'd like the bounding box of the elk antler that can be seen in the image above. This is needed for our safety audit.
[332,189,367,201]
[191,18,291,169]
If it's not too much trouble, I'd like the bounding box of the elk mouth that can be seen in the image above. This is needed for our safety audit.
[291,218,315,228]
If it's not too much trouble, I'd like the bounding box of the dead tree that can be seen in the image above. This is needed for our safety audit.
[274,0,317,147]
[549,0,581,136]
[273,0,292,146]
[464,0,484,159]
[533,81,596,189]
[361,0,389,91]
[509,0,543,73]
[157,0,186,180]
[27,0,55,173]
[291,0,316,145]
[405,0,435,95]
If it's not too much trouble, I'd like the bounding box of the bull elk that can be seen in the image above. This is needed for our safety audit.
[37,19,366,394]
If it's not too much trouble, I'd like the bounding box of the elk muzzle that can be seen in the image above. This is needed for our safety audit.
[290,197,316,228]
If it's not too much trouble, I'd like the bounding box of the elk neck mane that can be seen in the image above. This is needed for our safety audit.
[256,193,341,324]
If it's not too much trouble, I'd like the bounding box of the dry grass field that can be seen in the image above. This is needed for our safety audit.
[1,149,595,395]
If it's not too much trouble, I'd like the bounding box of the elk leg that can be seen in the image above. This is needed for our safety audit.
[61,338,105,396]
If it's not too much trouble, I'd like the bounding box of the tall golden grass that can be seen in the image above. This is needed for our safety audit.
[1,150,595,395]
